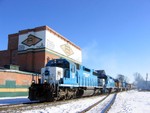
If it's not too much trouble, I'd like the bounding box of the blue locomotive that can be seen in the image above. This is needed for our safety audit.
[29,58,123,101]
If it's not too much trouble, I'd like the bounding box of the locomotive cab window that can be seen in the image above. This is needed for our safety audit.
[47,59,69,69]
[93,71,99,76]
[83,67,91,72]
[75,63,80,70]
[71,65,75,73]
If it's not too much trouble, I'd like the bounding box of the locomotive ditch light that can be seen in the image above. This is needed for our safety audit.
[38,76,42,84]
[32,80,35,84]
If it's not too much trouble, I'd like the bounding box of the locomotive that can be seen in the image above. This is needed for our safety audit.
[28,58,128,102]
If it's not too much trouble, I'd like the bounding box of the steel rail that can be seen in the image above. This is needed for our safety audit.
[79,94,109,113]
[101,93,117,113]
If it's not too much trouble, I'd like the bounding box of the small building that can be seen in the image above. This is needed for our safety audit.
[0,25,82,97]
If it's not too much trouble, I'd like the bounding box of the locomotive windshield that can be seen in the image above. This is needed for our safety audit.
[46,59,69,69]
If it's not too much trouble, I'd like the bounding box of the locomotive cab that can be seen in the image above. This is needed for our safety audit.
[29,59,76,101]
[44,59,77,84]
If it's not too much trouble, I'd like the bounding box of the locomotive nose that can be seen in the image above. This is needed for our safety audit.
[43,69,51,83]
[45,69,50,76]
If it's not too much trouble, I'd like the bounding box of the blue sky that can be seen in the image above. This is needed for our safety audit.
[0,0,150,82]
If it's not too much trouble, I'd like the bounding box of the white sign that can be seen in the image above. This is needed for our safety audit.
[45,30,82,63]
[18,31,45,51]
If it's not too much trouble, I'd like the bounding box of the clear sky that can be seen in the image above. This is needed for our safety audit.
[0,0,150,82]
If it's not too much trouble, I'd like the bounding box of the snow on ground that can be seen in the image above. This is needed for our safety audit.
[22,90,150,113]
[0,90,149,113]
[22,95,108,113]
[0,96,32,105]
[108,90,150,113]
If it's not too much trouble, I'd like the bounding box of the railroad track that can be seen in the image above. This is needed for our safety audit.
[0,99,69,112]
[0,96,93,112]
[101,93,117,113]
[0,93,117,113]
[79,93,117,113]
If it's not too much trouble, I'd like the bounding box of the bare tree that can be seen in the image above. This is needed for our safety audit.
[116,74,129,83]
[124,76,129,83]
[134,72,144,82]
[133,72,145,89]
[117,74,125,82]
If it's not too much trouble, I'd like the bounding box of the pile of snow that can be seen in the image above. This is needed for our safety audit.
[0,96,30,105]
[108,90,150,113]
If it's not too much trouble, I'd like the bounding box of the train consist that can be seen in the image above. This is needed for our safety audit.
[29,59,131,101]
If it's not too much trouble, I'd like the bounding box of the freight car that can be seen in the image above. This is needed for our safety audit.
[28,59,123,101]
[114,79,130,91]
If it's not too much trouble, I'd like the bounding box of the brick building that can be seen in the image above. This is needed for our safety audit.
[0,25,82,73]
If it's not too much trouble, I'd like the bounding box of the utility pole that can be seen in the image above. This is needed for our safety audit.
[146,73,148,89]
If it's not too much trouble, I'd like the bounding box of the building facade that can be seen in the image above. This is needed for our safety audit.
[0,26,82,73]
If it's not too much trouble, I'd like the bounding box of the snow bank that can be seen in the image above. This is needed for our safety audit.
[0,96,30,105]
[108,90,150,113]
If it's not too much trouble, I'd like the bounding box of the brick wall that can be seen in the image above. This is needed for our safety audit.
[45,52,59,64]
[18,51,45,73]
[0,50,10,67]
[34,51,46,72]
[0,71,32,86]
[0,45,62,73]
[0,34,19,67]
[8,34,18,50]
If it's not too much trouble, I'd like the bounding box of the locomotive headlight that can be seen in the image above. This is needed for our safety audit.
[32,80,35,84]
[45,70,50,76]
[44,79,47,83]
[39,76,41,79]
